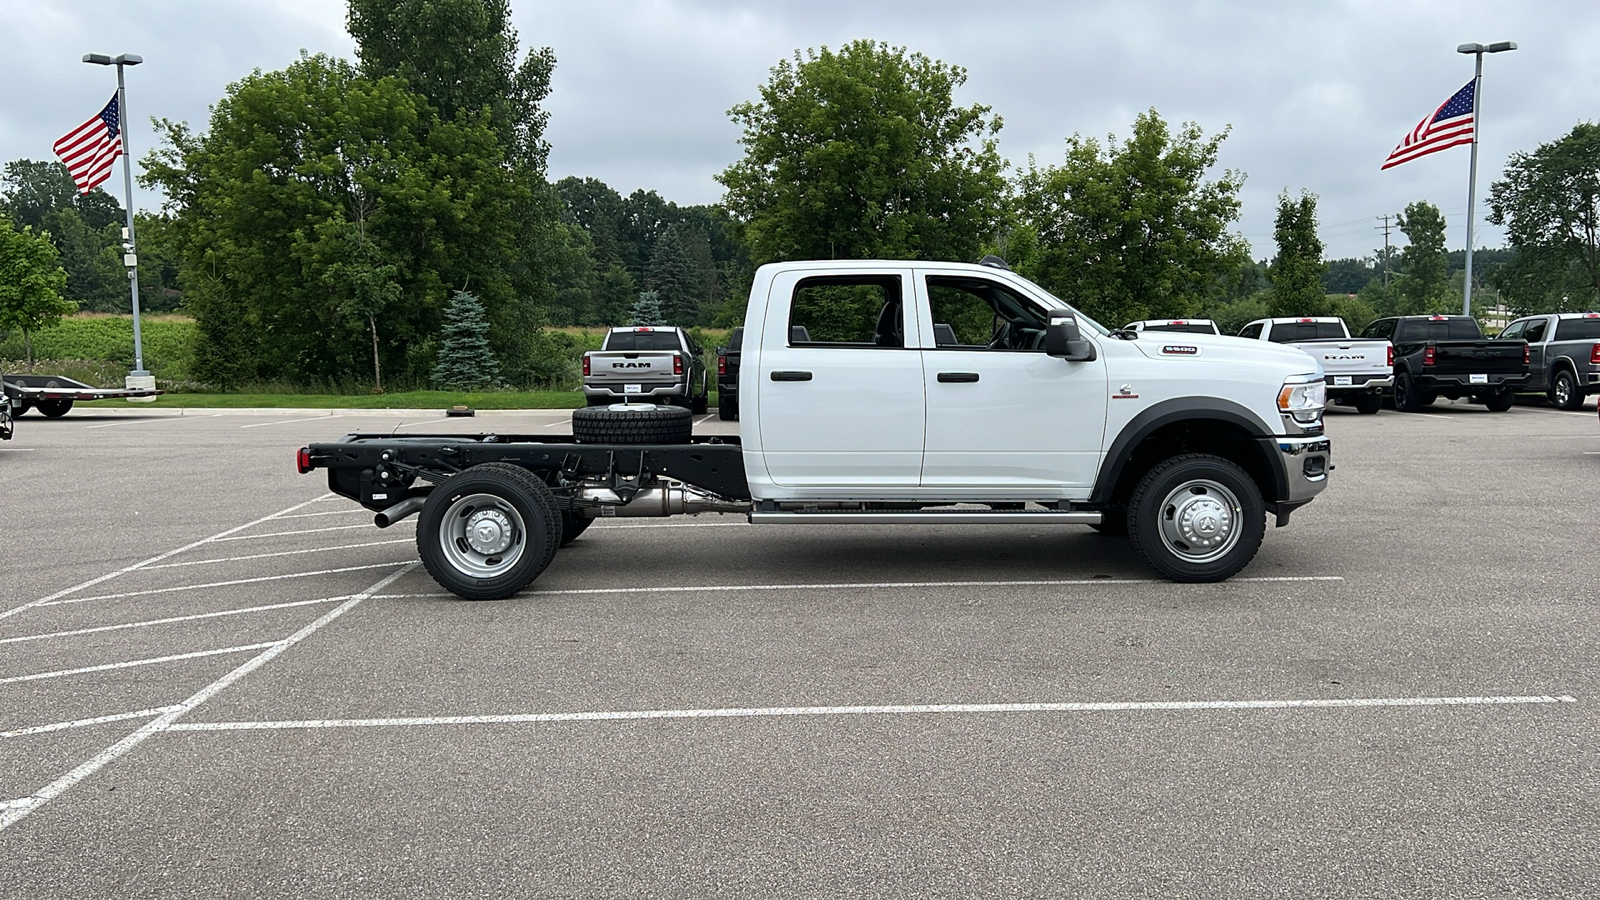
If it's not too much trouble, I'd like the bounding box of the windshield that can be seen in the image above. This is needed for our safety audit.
[1005,273,1111,335]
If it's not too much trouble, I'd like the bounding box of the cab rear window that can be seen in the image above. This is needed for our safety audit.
[1267,322,1346,342]
[604,332,682,351]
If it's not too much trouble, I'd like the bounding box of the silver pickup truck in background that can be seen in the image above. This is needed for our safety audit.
[1498,312,1600,410]
[581,326,709,412]
[1238,317,1393,414]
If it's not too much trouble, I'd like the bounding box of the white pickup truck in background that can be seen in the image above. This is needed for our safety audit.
[1238,317,1393,414]
[303,258,1333,598]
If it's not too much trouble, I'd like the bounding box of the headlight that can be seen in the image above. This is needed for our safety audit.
[1278,375,1326,424]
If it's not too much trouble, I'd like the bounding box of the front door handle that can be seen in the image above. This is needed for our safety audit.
[770,370,812,382]
[936,372,980,383]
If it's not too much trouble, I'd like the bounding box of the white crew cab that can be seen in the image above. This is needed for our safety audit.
[304,259,1333,597]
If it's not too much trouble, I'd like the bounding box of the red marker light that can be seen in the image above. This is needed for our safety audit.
[1423,346,1436,366]
[1590,343,1600,365]
[582,356,590,376]
[673,355,683,375]
[1387,345,1395,367]
[296,447,313,474]
[718,356,727,376]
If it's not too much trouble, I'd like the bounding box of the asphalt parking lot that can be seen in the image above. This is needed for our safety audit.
[2,399,1597,898]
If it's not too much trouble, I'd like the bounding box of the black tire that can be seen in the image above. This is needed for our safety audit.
[1483,390,1515,412]
[11,400,29,417]
[571,404,693,444]
[559,510,594,547]
[1551,369,1584,411]
[1393,371,1422,412]
[1354,393,1383,415]
[37,398,73,418]
[1127,453,1266,583]
[718,392,739,421]
[691,389,709,415]
[416,463,561,600]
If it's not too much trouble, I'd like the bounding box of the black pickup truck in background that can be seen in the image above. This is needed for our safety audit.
[715,326,742,420]
[1498,312,1600,410]
[1360,315,1530,412]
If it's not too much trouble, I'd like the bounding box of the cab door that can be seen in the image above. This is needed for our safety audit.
[914,270,1109,492]
[755,268,926,488]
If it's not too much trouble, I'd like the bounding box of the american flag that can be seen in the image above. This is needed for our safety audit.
[53,94,124,194]
[1381,80,1476,170]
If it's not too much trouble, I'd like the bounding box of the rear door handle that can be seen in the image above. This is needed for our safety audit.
[936,372,980,383]
[770,370,812,382]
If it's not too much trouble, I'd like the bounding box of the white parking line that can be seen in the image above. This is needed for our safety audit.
[0,563,417,833]
[141,539,413,569]
[273,509,370,520]
[0,493,335,622]
[2,707,182,738]
[239,415,343,429]
[37,562,413,607]
[0,643,278,685]
[212,523,380,541]
[164,694,1578,733]
[85,415,219,429]
[0,596,352,645]
[525,575,1344,598]
[0,448,36,452]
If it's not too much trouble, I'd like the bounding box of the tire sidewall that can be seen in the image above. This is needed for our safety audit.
[1128,454,1266,583]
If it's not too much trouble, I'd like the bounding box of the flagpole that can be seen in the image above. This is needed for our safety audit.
[82,52,147,382]
[115,60,147,377]
[1461,52,1482,318]
[1455,40,1516,319]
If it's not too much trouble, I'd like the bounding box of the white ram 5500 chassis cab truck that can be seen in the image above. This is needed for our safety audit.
[302,259,1332,599]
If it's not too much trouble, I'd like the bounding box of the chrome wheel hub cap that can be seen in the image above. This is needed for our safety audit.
[1158,479,1243,564]
[465,509,514,555]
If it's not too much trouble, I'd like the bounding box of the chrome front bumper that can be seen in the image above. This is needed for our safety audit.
[1275,434,1332,506]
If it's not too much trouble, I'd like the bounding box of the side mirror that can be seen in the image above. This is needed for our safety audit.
[1045,312,1097,361]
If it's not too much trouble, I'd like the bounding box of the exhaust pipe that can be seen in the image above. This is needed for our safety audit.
[577,483,750,517]
[375,496,426,528]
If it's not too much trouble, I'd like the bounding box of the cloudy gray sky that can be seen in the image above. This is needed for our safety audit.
[4,0,1594,262]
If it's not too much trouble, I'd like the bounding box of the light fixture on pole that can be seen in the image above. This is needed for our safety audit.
[81,51,150,386]
[1455,40,1516,318]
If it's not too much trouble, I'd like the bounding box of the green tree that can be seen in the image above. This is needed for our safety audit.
[346,0,555,170]
[1268,190,1330,317]
[1,159,125,231]
[647,222,711,325]
[718,40,1007,266]
[1016,109,1247,326]
[630,290,665,326]
[43,208,125,311]
[143,53,522,387]
[1394,200,1452,315]
[432,289,501,389]
[0,219,74,366]
[1487,122,1600,311]
[1323,257,1376,295]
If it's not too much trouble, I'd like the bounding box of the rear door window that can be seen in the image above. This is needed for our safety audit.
[1553,317,1600,341]
[789,275,905,347]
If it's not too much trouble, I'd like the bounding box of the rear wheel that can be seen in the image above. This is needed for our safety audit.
[37,399,72,418]
[1483,390,1515,412]
[1393,371,1422,412]
[416,463,562,600]
[691,388,708,415]
[1353,393,1383,415]
[1551,369,1584,411]
[1127,454,1265,583]
[559,510,594,547]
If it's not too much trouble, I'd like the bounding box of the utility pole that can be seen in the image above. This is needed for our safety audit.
[1376,214,1393,288]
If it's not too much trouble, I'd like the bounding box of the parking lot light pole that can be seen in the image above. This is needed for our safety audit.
[1456,40,1516,319]
[81,51,149,381]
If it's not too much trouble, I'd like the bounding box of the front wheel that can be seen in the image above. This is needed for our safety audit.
[1483,390,1515,412]
[1353,393,1383,415]
[37,399,73,418]
[718,392,738,421]
[1127,454,1265,583]
[1551,369,1584,411]
[416,463,562,600]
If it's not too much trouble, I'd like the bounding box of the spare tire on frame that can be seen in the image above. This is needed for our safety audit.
[571,404,693,444]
